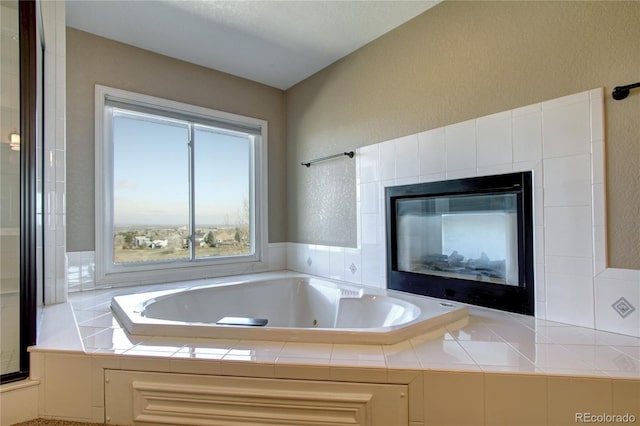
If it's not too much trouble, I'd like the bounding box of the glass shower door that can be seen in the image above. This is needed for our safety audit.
[0,0,22,377]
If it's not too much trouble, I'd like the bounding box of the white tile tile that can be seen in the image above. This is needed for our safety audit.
[545,272,595,328]
[529,343,593,370]
[445,168,476,180]
[280,342,333,359]
[309,245,331,278]
[476,111,512,167]
[599,268,640,282]
[361,243,386,288]
[595,276,640,337]
[445,119,476,171]
[543,155,592,207]
[590,89,605,142]
[545,256,593,277]
[331,344,385,361]
[535,263,546,302]
[512,102,541,117]
[379,140,396,181]
[513,110,542,163]
[411,338,477,367]
[544,206,593,258]
[563,344,640,374]
[419,172,446,183]
[477,163,513,177]
[593,226,607,276]
[418,127,445,175]
[329,247,345,280]
[457,340,534,367]
[395,134,420,179]
[357,144,379,183]
[592,183,606,229]
[361,214,379,245]
[542,90,590,110]
[542,96,591,158]
[591,138,605,184]
[343,248,362,284]
[359,181,379,215]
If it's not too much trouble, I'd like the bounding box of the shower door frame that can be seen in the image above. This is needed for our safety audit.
[1,0,39,384]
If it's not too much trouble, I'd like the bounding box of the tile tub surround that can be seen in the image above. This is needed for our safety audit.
[30,272,639,424]
[288,88,640,338]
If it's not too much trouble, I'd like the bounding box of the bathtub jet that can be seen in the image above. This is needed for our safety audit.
[110,274,468,344]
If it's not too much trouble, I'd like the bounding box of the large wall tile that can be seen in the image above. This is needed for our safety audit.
[445,119,476,171]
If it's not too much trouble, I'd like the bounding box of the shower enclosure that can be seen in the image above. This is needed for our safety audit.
[1,0,40,384]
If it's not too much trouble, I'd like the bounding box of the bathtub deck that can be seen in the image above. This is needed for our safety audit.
[35,273,640,380]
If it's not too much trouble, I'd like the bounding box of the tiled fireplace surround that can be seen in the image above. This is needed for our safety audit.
[67,88,640,338]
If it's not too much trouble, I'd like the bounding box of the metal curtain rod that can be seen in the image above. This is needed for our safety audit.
[612,81,640,100]
[301,151,354,168]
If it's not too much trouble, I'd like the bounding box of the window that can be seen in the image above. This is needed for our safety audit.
[95,86,268,286]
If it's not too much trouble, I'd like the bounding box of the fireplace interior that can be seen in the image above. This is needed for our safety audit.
[386,172,534,315]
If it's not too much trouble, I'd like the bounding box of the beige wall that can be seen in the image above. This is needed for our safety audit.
[66,28,287,251]
[287,1,640,269]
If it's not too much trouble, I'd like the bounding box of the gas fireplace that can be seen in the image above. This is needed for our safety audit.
[386,172,534,315]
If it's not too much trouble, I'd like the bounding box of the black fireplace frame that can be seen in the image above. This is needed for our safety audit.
[385,172,534,315]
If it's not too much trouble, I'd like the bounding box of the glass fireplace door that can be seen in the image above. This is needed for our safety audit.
[396,193,519,286]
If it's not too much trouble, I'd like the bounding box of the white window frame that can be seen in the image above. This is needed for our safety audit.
[95,85,269,287]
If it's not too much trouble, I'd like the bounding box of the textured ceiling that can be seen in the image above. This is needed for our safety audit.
[66,0,439,89]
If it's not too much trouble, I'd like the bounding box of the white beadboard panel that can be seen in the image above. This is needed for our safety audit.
[394,134,420,179]
[476,110,512,168]
[595,275,640,337]
[546,272,595,328]
[542,95,591,159]
[444,119,476,171]
[418,127,445,175]
[544,206,593,258]
[543,155,592,207]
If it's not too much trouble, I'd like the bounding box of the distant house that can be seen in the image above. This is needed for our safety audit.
[134,236,167,249]
[151,239,168,248]
[214,232,235,247]
[134,236,151,248]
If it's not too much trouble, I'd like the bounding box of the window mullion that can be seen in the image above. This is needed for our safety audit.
[188,123,196,261]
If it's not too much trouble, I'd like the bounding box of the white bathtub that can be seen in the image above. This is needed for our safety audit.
[111,274,468,344]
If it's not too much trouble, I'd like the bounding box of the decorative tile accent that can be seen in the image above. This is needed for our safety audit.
[349,263,358,275]
[612,297,636,319]
[306,257,313,267]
